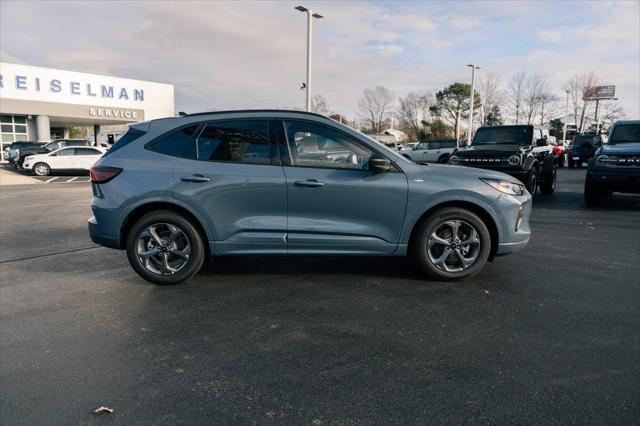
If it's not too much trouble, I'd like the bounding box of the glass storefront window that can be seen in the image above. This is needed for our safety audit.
[0,115,29,160]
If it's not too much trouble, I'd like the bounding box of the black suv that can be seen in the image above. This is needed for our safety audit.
[568,133,605,168]
[449,125,556,195]
[14,139,89,168]
[584,120,640,206]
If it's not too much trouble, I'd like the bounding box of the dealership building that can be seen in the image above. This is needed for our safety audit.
[0,62,175,152]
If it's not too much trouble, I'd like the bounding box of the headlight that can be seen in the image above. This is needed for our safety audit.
[449,155,460,165]
[508,155,520,166]
[480,178,526,196]
[595,154,614,165]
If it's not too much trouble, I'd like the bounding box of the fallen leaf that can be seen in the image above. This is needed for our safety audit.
[94,406,113,414]
[483,289,490,294]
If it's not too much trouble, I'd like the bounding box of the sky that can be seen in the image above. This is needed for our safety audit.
[1,0,639,120]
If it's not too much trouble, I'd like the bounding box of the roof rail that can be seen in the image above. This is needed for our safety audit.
[181,109,330,119]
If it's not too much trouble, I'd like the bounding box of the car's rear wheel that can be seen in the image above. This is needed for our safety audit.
[126,211,205,285]
[32,163,51,176]
[413,208,491,281]
[584,174,605,206]
[438,154,450,164]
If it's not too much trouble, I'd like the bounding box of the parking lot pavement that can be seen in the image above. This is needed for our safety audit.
[1,168,639,424]
[0,164,91,185]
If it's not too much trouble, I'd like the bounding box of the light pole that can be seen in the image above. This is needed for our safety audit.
[295,5,323,112]
[466,64,480,146]
[562,89,569,143]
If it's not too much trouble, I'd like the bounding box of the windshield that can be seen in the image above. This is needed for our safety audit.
[472,126,532,145]
[609,123,640,144]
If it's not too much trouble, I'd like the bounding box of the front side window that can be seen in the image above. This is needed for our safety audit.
[283,121,372,170]
[197,121,270,164]
[416,142,429,150]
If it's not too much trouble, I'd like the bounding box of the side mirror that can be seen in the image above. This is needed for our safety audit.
[369,154,393,172]
[536,138,548,146]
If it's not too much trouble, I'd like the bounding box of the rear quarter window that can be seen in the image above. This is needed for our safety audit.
[103,127,148,157]
[146,125,199,159]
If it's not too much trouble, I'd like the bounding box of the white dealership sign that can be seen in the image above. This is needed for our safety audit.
[0,62,175,120]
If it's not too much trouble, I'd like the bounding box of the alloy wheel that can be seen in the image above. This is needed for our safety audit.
[136,223,191,275]
[34,164,49,176]
[426,220,481,273]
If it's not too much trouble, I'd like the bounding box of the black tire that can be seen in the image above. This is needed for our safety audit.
[557,154,564,168]
[401,153,412,160]
[540,167,556,194]
[525,168,538,196]
[126,210,206,285]
[576,160,582,168]
[568,158,574,168]
[584,174,605,206]
[32,162,51,176]
[438,154,450,164]
[413,207,491,281]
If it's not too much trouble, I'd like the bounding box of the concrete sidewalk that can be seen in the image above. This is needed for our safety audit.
[0,165,39,185]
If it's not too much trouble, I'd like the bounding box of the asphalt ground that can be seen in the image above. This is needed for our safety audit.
[1,168,639,424]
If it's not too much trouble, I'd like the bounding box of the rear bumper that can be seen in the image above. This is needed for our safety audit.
[88,216,120,249]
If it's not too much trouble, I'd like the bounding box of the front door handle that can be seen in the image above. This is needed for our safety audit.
[181,174,210,183]
[295,179,325,187]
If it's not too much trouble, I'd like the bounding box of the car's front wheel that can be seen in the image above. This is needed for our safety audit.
[413,208,491,281]
[32,163,51,176]
[540,167,556,194]
[126,211,206,285]
[525,168,538,195]
[584,174,605,206]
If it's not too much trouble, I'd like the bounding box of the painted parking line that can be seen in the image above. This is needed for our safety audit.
[67,177,78,182]
[45,177,58,183]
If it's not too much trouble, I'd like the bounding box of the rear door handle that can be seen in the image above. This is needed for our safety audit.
[181,174,210,183]
[295,179,325,187]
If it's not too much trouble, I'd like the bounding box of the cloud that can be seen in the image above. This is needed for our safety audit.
[536,30,563,44]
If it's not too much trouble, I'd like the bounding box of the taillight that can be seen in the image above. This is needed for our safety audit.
[90,165,122,183]
[568,146,573,153]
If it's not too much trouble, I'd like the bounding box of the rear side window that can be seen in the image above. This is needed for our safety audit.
[76,148,103,155]
[148,125,199,159]
[104,127,147,157]
[197,120,270,164]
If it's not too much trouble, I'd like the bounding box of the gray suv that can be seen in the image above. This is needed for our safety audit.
[88,110,532,285]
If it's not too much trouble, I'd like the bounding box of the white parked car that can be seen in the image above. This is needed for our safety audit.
[402,139,460,163]
[22,146,106,176]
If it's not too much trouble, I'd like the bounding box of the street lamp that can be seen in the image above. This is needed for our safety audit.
[562,89,569,143]
[466,64,480,146]
[295,5,323,112]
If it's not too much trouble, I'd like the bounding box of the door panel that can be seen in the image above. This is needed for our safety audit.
[169,119,287,254]
[173,159,287,253]
[284,167,408,253]
[278,119,408,254]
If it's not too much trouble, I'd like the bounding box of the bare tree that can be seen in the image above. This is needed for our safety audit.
[396,91,434,139]
[539,92,560,126]
[509,71,527,124]
[478,72,503,125]
[310,94,330,115]
[598,102,625,131]
[521,74,548,125]
[565,72,599,133]
[358,86,395,134]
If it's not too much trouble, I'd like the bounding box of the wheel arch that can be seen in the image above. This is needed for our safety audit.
[119,201,211,254]
[407,200,500,261]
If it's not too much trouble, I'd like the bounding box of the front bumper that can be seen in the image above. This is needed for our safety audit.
[587,167,640,193]
[88,216,121,249]
[495,193,532,256]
